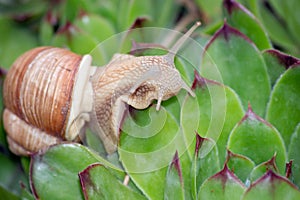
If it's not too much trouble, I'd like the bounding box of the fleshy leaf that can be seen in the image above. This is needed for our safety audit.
[0,153,28,197]
[267,1,300,53]
[0,186,19,200]
[119,106,188,199]
[201,22,270,117]
[148,0,179,27]
[195,0,223,23]
[0,18,37,68]
[179,147,195,200]
[254,1,300,56]
[288,123,300,188]
[20,182,34,200]
[182,72,244,163]
[51,22,99,54]
[79,163,146,200]
[116,0,152,31]
[266,65,300,148]
[228,105,287,174]
[30,143,121,200]
[198,165,246,199]
[191,134,220,199]
[164,152,184,200]
[226,150,255,183]
[262,49,300,86]
[73,13,115,43]
[223,0,272,50]
[243,170,300,200]
[249,154,279,182]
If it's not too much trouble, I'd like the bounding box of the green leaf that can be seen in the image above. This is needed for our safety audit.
[20,183,35,200]
[226,150,255,183]
[249,154,279,182]
[116,0,152,31]
[30,143,120,200]
[79,163,146,200]
[119,100,196,199]
[195,0,223,24]
[288,123,300,188]
[255,1,300,56]
[266,65,300,148]
[0,185,19,200]
[262,49,299,86]
[191,135,220,199]
[201,23,270,117]
[150,0,179,27]
[73,13,115,44]
[268,0,300,47]
[0,0,47,16]
[243,170,300,200]
[0,153,27,196]
[164,152,184,200]
[198,165,246,199]
[0,17,38,68]
[51,22,99,54]
[39,13,56,45]
[179,147,195,200]
[228,106,287,174]
[183,72,244,164]
[223,0,272,50]
[119,106,180,199]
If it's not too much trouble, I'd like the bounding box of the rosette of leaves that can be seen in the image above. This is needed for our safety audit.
[1,0,300,199]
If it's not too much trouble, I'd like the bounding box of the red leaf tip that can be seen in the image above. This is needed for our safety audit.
[264,49,300,69]
[285,160,293,179]
[171,151,183,183]
[248,169,299,191]
[192,70,206,89]
[223,0,238,15]
[210,163,245,188]
[240,103,272,127]
[195,132,205,157]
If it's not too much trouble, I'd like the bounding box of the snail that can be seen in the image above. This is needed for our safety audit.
[3,22,200,156]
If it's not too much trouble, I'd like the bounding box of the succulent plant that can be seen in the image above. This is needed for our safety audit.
[1,0,300,199]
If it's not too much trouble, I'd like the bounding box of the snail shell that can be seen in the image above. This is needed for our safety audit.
[3,47,93,155]
[3,22,200,156]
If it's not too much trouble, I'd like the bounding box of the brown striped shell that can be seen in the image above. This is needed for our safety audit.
[3,47,83,155]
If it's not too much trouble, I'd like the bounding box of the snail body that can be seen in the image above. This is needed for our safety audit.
[3,22,200,156]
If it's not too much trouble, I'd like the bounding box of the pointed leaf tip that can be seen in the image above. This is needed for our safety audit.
[195,132,205,157]
[240,103,272,127]
[171,151,183,183]
[225,150,256,183]
[192,70,206,89]
[206,22,254,50]
[268,153,279,172]
[198,163,246,199]
[223,0,256,18]
[209,164,245,188]
[223,0,239,14]
[215,21,253,44]
[251,170,299,190]
[285,160,293,179]
[264,49,300,69]
[250,153,280,181]
[191,70,221,90]
[245,169,300,199]
[79,163,102,200]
